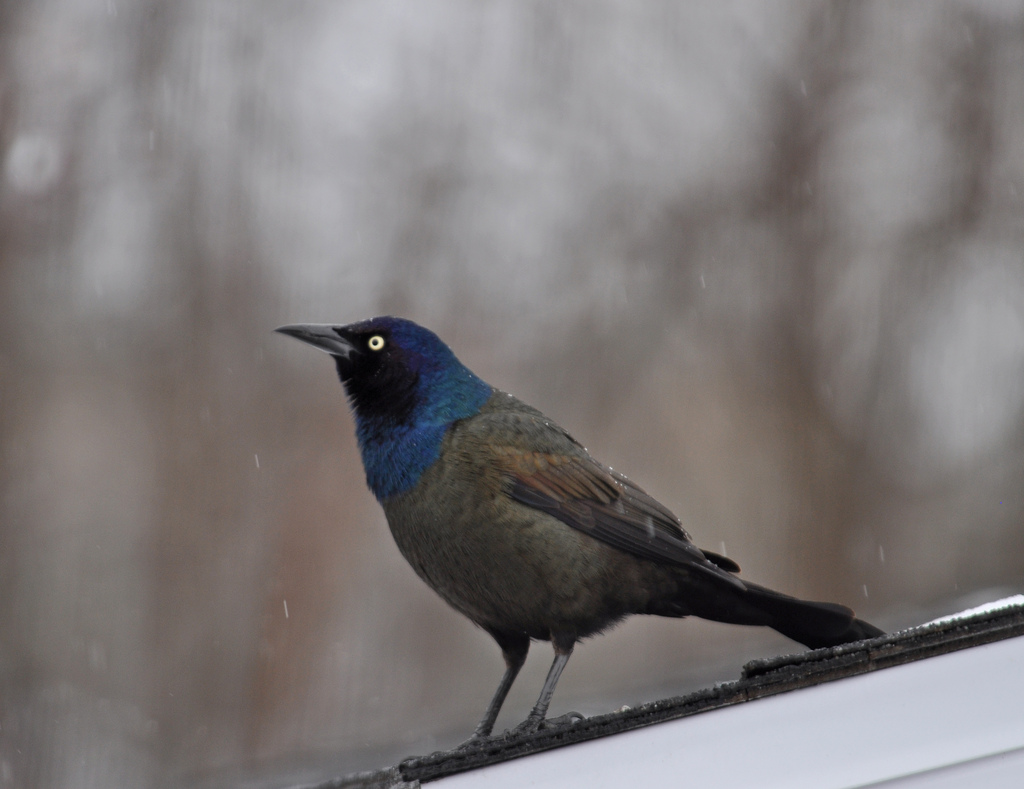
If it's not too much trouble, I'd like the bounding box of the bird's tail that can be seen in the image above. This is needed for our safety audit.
[738,581,884,648]
[663,576,884,649]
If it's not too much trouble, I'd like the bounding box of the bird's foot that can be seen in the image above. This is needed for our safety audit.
[539,710,586,730]
[507,710,585,738]
[453,729,496,751]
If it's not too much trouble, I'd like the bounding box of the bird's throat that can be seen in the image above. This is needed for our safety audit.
[356,420,449,501]
[346,365,492,501]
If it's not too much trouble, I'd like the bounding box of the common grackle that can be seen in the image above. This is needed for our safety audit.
[276,317,883,739]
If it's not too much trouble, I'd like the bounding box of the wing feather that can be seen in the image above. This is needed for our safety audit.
[489,442,742,587]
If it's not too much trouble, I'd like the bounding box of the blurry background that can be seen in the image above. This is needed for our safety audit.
[2,1,1023,786]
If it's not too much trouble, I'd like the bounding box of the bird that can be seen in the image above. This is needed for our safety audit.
[276,316,884,739]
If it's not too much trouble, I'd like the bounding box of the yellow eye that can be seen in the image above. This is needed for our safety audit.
[367,335,386,351]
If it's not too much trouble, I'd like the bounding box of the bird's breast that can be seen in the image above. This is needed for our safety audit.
[380,430,666,640]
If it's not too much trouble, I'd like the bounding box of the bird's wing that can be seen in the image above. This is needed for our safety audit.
[488,439,742,584]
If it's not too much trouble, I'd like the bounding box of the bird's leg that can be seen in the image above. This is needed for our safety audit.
[470,630,529,740]
[514,634,578,735]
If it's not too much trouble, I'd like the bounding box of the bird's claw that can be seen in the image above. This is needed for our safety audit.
[506,710,585,738]
[452,725,506,750]
[539,710,585,729]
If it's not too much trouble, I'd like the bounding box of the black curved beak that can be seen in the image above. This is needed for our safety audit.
[275,324,357,359]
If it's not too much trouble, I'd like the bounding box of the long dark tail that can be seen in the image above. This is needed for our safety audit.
[738,581,884,648]
[657,575,884,649]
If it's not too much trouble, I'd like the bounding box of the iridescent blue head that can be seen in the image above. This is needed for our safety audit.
[276,316,492,500]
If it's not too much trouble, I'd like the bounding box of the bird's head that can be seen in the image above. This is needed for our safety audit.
[276,316,492,433]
